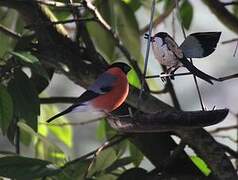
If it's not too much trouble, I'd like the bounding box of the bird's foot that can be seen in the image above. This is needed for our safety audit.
[144,33,154,42]
[160,72,167,82]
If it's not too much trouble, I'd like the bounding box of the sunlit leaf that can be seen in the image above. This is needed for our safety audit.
[179,0,193,30]
[87,21,116,61]
[18,121,66,165]
[191,156,211,176]
[129,142,143,167]
[0,85,13,135]
[0,156,61,179]
[87,147,118,177]
[7,70,40,131]
[115,1,141,61]
[127,68,140,88]
[40,104,73,148]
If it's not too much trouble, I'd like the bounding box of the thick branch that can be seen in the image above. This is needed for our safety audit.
[108,109,228,133]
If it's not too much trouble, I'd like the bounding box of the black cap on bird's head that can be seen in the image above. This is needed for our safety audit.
[108,62,131,74]
[144,32,169,42]
[154,32,168,38]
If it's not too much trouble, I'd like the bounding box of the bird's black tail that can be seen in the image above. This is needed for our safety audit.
[180,57,220,84]
[47,107,73,123]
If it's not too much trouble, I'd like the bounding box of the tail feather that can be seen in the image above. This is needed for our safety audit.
[47,107,73,123]
[180,57,219,84]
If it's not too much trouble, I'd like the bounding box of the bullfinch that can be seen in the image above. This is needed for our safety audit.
[145,32,221,84]
[47,62,131,123]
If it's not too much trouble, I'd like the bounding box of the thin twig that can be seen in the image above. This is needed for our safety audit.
[233,41,238,57]
[218,73,238,81]
[0,24,21,39]
[175,0,205,111]
[222,1,238,6]
[36,0,82,8]
[63,135,128,169]
[40,97,77,104]
[218,142,238,159]
[140,1,177,35]
[85,135,122,178]
[222,38,238,44]
[137,0,156,110]
[26,18,95,29]
[146,72,192,79]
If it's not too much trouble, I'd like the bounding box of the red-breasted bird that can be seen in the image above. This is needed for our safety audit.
[145,32,221,84]
[47,62,131,123]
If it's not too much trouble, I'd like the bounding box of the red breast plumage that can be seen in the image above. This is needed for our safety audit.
[46,62,131,123]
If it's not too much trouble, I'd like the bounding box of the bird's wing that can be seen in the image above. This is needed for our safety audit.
[164,36,183,58]
[180,32,221,58]
[88,72,117,94]
[179,57,219,84]
[47,73,117,123]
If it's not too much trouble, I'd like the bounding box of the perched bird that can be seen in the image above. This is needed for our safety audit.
[145,32,221,84]
[47,62,131,123]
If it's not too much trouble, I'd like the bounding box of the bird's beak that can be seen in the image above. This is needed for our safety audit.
[144,33,154,42]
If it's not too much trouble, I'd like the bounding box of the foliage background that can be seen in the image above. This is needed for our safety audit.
[0,0,238,179]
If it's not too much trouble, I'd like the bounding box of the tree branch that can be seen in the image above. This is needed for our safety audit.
[108,109,228,133]
[203,0,238,34]
[0,24,21,39]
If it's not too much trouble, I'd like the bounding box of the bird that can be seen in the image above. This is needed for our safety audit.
[46,62,131,123]
[144,32,221,84]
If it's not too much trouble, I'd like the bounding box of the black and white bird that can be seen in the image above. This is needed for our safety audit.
[145,32,221,84]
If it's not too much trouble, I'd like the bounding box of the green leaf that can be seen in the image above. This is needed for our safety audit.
[106,157,134,173]
[7,70,40,131]
[0,85,13,135]
[18,121,67,166]
[87,147,118,177]
[118,168,148,180]
[10,51,49,80]
[40,104,73,148]
[191,156,211,176]
[87,21,116,61]
[179,0,193,30]
[129,142,144,167]
[0,9,22,57]
[0,156,61,179]
[115,1,141,61]
[127,68,140,88]
[57,159,91,180]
